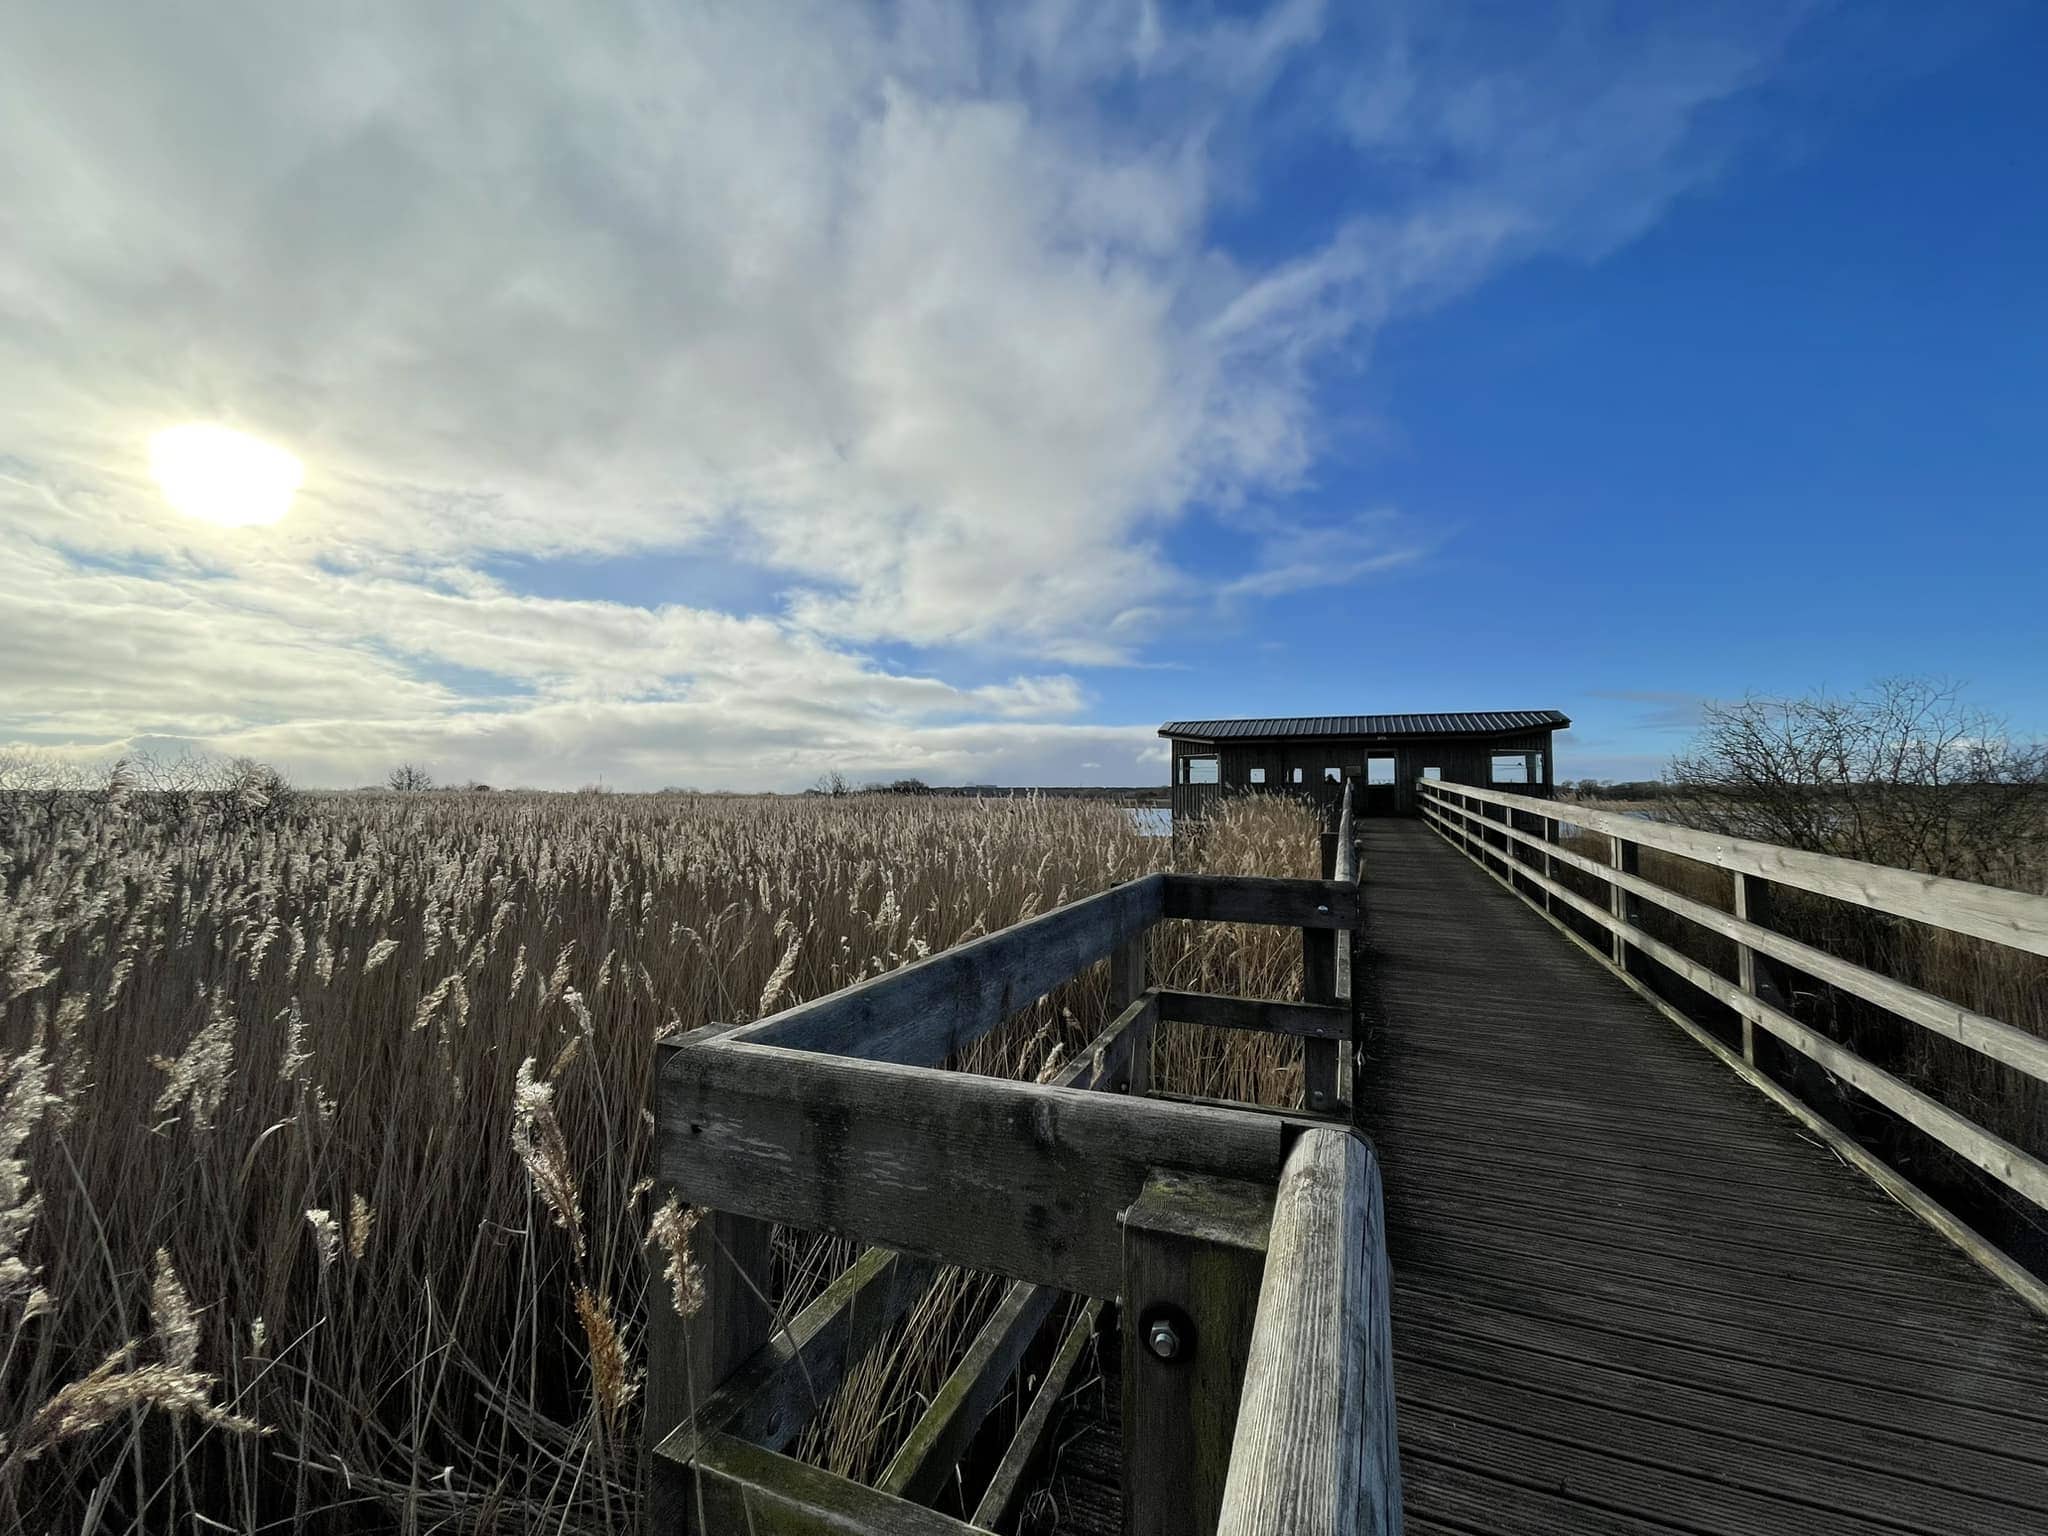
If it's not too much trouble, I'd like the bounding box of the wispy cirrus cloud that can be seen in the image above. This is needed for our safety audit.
[1220,510,1431,600]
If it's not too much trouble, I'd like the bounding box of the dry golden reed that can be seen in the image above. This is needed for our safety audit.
[0,786,1313,1530]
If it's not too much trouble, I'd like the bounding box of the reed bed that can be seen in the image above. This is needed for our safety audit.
[0,787,1315,1532]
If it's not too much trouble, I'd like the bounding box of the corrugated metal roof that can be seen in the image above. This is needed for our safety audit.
[1157,710,1570,741]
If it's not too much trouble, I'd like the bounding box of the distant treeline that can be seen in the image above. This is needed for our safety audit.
[804,772,1167,804]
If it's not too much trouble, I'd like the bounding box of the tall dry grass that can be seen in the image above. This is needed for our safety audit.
[0,787,1314,1531]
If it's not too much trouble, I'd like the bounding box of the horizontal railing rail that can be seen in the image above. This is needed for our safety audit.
[1417,777,2048,1315]
[1430,780,2048,956]
[650,780,1398,1534]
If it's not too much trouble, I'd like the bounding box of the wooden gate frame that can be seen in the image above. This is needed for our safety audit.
[647,791,1401,1534]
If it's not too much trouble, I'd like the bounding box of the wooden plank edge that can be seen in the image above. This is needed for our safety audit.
[1164,872,1360,929]
[878,1280,1062,1503]
[1422,810,2048,1321]
[1155,988,1351,1041]
[654,1244,940,1468]
[671,1431,996,1534]
[659,1037,1289,1296]
[1050,991,1156,1092]
[730,872,1168,1065]
[970,1299,1102,1532]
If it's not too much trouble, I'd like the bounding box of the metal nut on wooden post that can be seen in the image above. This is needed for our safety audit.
[1145,1318,1183,1361]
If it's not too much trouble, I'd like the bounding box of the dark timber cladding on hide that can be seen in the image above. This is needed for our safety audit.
[1160,710,1570,827]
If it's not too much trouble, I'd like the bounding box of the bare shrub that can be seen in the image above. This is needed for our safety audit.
[385,761,435,793]
[1667,677,2048,886]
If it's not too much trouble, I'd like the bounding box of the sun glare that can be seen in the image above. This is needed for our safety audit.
[149,423,304,528]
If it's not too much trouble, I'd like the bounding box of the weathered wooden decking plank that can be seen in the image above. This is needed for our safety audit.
[1357,818,2048,1536]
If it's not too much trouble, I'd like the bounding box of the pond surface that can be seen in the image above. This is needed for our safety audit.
[1126,806,1172,838]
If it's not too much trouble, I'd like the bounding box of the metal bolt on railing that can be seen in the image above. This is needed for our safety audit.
[1146,1318,1183,1361]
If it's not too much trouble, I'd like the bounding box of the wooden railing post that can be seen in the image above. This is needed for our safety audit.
[1608,835,1639,973]
[1121,1169,1273,1536]
[1302,783,1355,1114]
[1111,929,1153,1096]
[1542,815,1558,915]
[1303,928,1339,1113]
[648,1035,778,1521]
[1732,872,1769,1066]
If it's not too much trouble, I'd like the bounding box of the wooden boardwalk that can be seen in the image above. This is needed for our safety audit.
[1358,818,2048,1535]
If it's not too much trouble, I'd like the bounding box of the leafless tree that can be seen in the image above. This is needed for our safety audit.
[387,762,436,793]
[1667,678,2048,883]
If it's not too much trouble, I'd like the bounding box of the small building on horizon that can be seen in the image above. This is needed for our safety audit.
[1158,710,1570,824]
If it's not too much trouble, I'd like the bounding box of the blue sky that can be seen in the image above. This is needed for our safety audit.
[1,2,2040,788]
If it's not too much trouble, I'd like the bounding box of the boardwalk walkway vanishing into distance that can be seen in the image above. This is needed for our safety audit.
[1362,816,2048,1535]
[644,780,2048,1535]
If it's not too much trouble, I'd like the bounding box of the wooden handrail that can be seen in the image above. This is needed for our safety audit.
[1421,785,2048,1084]
[1219,1127,1400,1536]
[654,843,1387,1532]
[1416,778,2048,957]
[1416,778,2048,1315]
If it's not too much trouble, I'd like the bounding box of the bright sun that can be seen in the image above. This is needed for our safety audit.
[149,423,304,528]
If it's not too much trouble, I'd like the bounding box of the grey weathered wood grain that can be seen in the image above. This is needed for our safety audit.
[1219,1128,1400,1536]
[647,1031,776,1455]
[730,874,1166,1065]
[1051,991,1156,1093]
[878,1279,1060,1503]
[1155,988,1351,1040]
[1419,778,2048,958]
[658,1038,1287,1297]
[1366,815,2048,1530]
[1419,804,2048,1311]
[1148,1088,1336,1138]
[1733,870,1765,1065]
[1427,795,2048,1086]
[1122,1168,1274,1536]
[1107,932,1154,1095]
[1333,784,1366,1131]
[1164,873,1360,930]
[1607,832,1638,973]
[971,1298,1101,1531]
[1301,925,1341,1113]
[667,1432,995,1534]
[1507,852,2048,1210]
[653,1245,937,1471]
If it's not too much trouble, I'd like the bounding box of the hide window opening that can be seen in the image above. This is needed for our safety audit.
[1323,768,1342,783]
[1422,766,1442,781]
[1248,767,1266,785]
[1291,768,1304,784]
[1366,757,1396,786]
[1185,756,1219,785]
[1490,752,1534,785]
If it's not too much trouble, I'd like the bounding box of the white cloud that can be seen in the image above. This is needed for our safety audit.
[0,1,1814,785]
[1221,510,1428,600]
